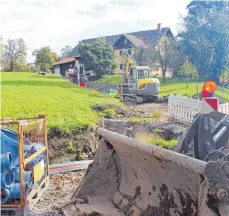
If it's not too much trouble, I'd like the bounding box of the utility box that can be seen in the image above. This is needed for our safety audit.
[0,114,49,216]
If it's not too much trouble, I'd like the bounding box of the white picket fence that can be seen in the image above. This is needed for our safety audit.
[168,95,229,123]
[219,103,229,114]
[168,95,201,123]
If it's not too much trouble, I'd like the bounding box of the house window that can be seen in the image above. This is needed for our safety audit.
[70,64,72,67]
[120,64,123,70]
[124,39,127,44]
[128,49,131,55]
[120,50,123,56]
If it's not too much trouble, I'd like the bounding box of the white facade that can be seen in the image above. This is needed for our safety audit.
[54,66,61,76]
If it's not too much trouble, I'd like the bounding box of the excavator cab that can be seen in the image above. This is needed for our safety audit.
[129,66,160,93]
[137,68,150,79]
[129,66,150,84]
[119,66,161,103]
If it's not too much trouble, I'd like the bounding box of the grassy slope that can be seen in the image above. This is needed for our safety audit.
[96,75,123,85]
[97,75,229,101]
[1,72,119,135]
[159,78,229,101]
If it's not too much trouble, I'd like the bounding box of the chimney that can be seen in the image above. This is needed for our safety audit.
[157,23,162,31]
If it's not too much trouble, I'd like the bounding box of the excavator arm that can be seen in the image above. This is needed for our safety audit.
[123,51,137,83]
[175,112,229,161]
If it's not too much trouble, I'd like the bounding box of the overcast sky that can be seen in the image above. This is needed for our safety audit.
[0,0,191,62]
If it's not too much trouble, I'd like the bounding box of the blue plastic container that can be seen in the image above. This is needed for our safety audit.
[1,187,10,204]
[1,171,14,188]
[0,152,13,171]
[10,182,29,199]
[1,127,46,203]
[1,131,19,167]
[1,128,45,167]
[12,167,33,187]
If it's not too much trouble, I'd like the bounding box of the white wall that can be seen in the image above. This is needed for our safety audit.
[54,66,60,76]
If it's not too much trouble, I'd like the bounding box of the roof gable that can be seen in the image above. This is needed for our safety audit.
[113,34,148,49]
[123,34,148,48]
[53,57,76,66]
[81,27,171,46]
[70,27,173,56]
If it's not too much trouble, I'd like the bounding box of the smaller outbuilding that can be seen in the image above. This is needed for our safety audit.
[52,57,82,77]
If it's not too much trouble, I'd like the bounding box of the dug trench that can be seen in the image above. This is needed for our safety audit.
[47,103,187,164]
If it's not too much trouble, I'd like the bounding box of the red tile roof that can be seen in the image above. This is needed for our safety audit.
[53,57,76,66]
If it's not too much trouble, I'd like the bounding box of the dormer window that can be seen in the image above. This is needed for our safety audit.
[124,39,127,44]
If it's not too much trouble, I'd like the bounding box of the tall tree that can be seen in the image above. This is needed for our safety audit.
[133,37,183,82]
[2,38,27,71]
[177,59,199,87]
[78,38,116,78]
[156,36,180,82]
[178,1,229,83]
[32,46,58,72]
[60,45,73,58]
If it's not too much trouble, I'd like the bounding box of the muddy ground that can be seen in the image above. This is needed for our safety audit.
[48,131,98,164]
[47,102,182,165]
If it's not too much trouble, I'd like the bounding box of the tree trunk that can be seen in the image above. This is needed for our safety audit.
[162,69,166,82]
[186,74,190,88]
[186,78,189,88]
[10,61,13,71]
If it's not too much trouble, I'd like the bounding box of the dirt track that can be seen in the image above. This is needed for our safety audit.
[30,172,84,215]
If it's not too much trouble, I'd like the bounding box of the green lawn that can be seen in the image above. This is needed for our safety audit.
[96,75,123,85]
[1,72,119,135]
[159,78,229,101]
[97,75,229,101]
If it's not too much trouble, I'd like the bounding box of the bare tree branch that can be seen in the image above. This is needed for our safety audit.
[2,38,27,71]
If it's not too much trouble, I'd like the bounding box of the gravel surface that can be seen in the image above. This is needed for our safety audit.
[30,171,84,216]
[135,103,170,120]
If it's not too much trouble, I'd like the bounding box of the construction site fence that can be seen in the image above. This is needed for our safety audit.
[0,114,49,212]
[168,95,229,123]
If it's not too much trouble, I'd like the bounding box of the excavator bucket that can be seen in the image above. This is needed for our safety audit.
[62,126,229,216]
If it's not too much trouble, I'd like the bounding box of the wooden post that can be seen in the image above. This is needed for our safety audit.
[18,121,25,208]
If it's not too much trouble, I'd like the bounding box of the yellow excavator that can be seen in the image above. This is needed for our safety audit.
[118,51,161,103]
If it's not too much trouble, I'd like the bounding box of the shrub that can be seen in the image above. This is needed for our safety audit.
[102,108,115,119]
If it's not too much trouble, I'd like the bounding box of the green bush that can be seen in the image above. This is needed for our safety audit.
[136,133,177,149]
[102,108,115,119]
[75,144,84,160]
[66,141,74,153]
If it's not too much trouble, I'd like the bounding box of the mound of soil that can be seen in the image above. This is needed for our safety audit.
[104,119,186,140]
[48,131,99,164]
[91,104,144,119]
